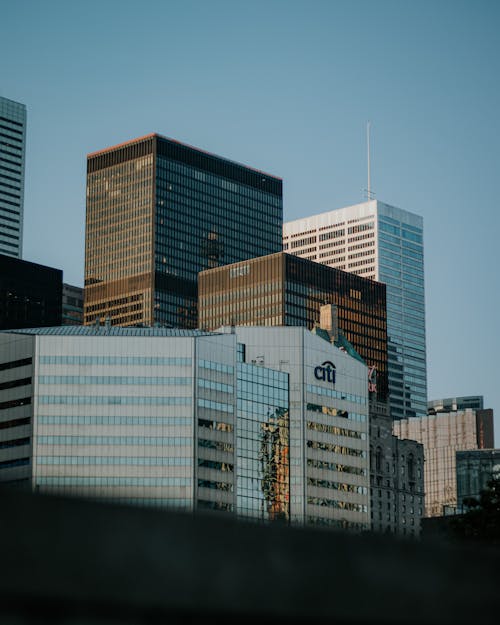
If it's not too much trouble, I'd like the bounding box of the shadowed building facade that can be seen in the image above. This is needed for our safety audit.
[0,254,62,330]
[199,252,388,402]
[394,407,494,516]
[84,134,282,328]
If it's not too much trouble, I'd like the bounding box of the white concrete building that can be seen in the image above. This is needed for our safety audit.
[232,326,370,530]
[0,325,369,530]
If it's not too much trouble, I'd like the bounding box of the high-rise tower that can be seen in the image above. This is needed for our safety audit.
[84,134,282,327]
[0,96,26,258]
[283,200,427,419]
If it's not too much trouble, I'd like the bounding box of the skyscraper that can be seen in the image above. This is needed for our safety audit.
[84,134,282,328]
[283,200,426,419]
[0,96,26,258]
[199,251,388,402]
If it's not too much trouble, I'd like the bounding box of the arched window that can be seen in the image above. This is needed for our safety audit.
[375,447,383,473]
[408,454,415,481]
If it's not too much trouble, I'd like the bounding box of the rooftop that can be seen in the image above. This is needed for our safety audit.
[2,326,217,338]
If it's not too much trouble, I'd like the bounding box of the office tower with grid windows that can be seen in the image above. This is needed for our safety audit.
[0,96,26,258]
[199,251,388,403]
[283,200,426,420]
[84,134,282,328]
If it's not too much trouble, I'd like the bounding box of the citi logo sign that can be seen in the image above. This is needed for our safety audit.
[314,361,336,384]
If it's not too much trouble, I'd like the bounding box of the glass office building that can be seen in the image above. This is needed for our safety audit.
[0,96,26,258]
[199,252,388,402]
[284,200,427,419]
[85,134,282,328]
[237,350,290,522]
[233,326,370,530]
[0,324,368,529]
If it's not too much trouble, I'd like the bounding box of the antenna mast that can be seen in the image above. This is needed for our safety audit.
[367,121,371,200]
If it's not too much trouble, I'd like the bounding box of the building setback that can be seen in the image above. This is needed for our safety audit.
[0,325,370,530]
[394,407,494,517]
[0,254,62,330]
[84,134,282,328]
[199,252,388,402]
[0,96,26,258]
[283,200,426,420]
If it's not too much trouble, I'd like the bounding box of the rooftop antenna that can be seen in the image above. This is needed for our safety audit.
[364,121,375,201]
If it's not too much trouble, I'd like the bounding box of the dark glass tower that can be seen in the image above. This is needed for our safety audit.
[0,254,62,330]
[84,134,282,328]
[199,252,388,401]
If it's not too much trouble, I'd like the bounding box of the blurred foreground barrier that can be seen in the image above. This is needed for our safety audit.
[0,491,498,625]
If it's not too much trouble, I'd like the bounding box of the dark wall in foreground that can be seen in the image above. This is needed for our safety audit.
[0,491,498,625]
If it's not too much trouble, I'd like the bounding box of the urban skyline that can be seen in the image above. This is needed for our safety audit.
[1,0,499,444]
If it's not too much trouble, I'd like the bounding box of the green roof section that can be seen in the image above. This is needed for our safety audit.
[335,330,366,365]
[311,325,366,365]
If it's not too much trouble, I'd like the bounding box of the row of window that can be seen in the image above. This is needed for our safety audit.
[0,397,31,410]
[39,396,192,406]
[198,459,234,472]
[307,440,366,458]
[37,435,191,446]
[308,477,367,495]
[198,359,234,375]
[198,479,233,491]
[0,357,32,371]
[38,416,191,426]
[0,457,29,469]
[0,436,29,449]
[306,384,367,405]
[0,416,30,430]
[198,439,234,453]
[307,457,366,476]
[39,356,192,366]
[307,496,367,512]
[0,378,31,391]
[37,456,191,466]
[38,375,191,386]
[37,476,191,487]
[198,418,233,432]
[198,378,233,394]
[198,398,233,413]
[306,420,366,440]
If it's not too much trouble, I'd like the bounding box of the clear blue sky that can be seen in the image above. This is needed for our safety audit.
[2,0,499,442]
